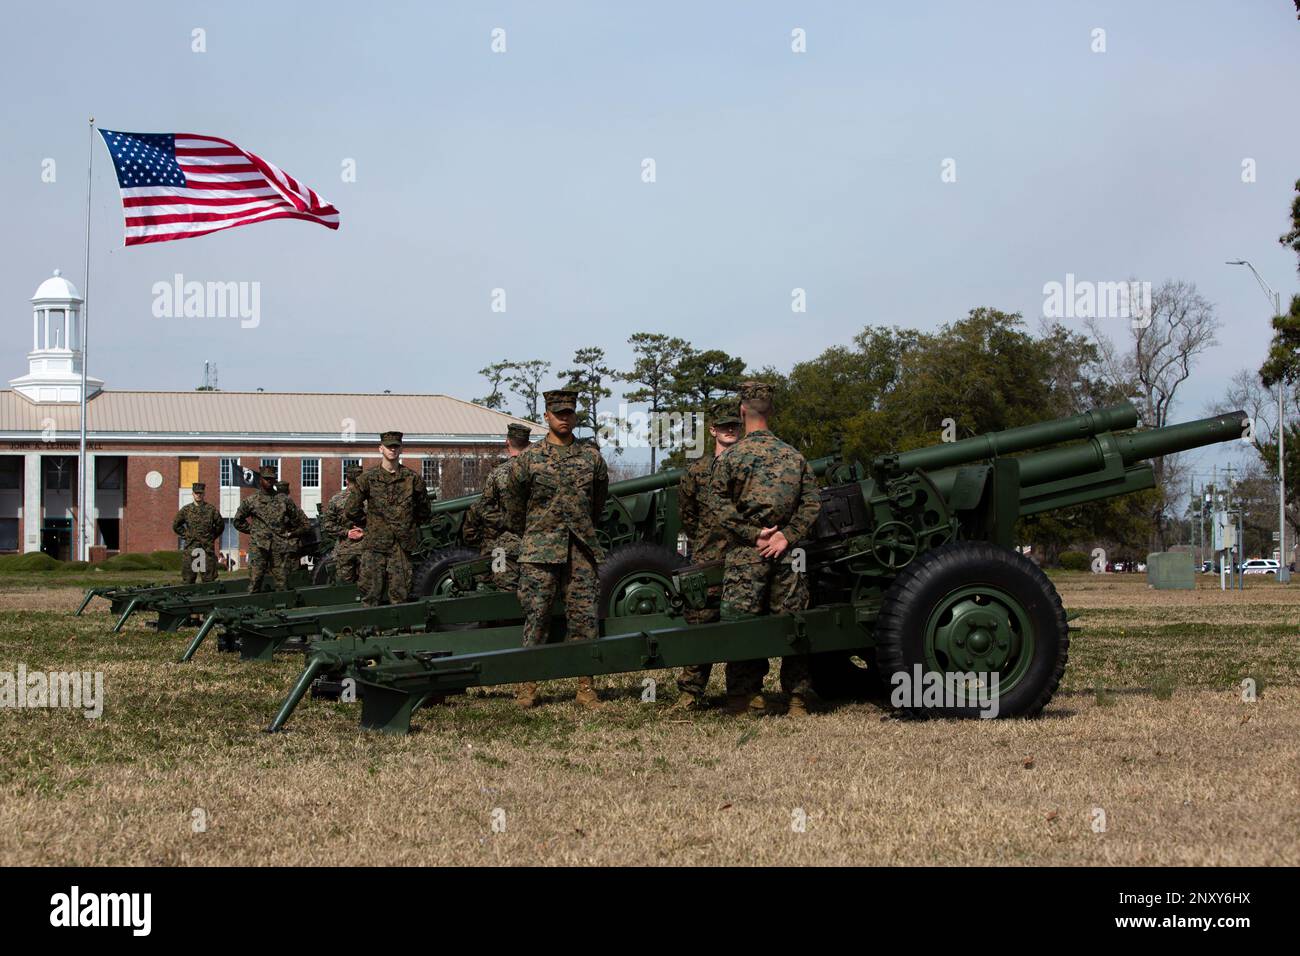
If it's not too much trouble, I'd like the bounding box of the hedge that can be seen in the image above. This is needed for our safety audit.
[1058,550,1090,571]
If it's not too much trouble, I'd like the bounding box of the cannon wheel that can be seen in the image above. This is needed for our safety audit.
[311,556,336,586]
[808,651,887,701]
[874,541,1068,718]
[411,547,479,599]
[597,543,686,620]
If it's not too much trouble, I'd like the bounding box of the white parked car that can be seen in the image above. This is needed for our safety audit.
[1241,559,1280,575]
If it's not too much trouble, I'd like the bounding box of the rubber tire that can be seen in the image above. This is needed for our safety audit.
[311,556,336,586]
[411,546,480,599]
[596,543,687,620]
[808,650,887,701]
[874,541,1068,718]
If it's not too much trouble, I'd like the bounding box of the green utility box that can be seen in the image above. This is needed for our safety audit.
[1147,551,1195,590]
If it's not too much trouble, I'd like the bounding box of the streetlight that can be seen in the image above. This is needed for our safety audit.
[1227,259,1289,582]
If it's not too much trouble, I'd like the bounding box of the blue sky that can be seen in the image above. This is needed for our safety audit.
[2,0,1297,478]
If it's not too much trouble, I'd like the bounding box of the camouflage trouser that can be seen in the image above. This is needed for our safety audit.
[480,535,521,592]
[359,547,413,606]
[180,544,219,584]
[677,588,721,696]
[721,546,811,698]
[333,538,362,585]
[268,550,297,591]
[248,547,273,592]
[518,543,598,646]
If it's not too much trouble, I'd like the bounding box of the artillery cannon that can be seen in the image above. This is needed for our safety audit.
[260,404,1245,734]
[189,455,852,664]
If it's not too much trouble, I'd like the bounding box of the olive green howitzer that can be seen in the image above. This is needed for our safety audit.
[190,459,853,664]
[267,404,1246,734]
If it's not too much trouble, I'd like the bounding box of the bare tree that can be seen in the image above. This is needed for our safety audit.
[1214,369,1300,544]
[1087,280,1220,550]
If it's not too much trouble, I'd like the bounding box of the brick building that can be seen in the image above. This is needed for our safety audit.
[0,270,542,561]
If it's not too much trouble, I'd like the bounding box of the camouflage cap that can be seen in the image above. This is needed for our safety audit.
[709,399,742,426]
[191,482,206,492]
[258,466,277,480]
[738,381,775,403]
[506,423,532,442]
[380,430,404,448]
[543,389,578,413]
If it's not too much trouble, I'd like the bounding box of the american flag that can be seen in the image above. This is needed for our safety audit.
[98,129,339,246]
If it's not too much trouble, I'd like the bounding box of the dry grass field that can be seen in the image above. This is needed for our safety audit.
[0,570,1296,866]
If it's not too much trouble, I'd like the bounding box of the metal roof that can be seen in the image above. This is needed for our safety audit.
[0,389,544,443]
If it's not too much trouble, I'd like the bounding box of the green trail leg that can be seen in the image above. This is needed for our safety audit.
[239,632,280,662]
[358,685,422,735]
[266,658,326,733]
[75,589,98,616]
[180,612,218,662]
[111,598,140,633]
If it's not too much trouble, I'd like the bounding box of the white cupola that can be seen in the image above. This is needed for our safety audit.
[9,269,104,403]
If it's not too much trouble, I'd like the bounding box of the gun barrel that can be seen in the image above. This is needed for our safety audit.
[1015,410,1246,487]
[884,404,1140,474]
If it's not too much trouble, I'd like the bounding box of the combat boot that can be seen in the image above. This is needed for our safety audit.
[725,693,766,715]
[785,693,810,717]
[515,682,539,709]
[671,691,707,712]
[575,676,604,710]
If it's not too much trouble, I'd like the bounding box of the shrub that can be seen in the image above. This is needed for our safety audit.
[98,553,159,571]
[1058,550,1090,571]
[149,550,184,571]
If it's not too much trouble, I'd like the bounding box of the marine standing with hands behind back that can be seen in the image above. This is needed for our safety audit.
[712,381,822,717]
[172,482,224,583]
[503,389,609,710]
[320,464,364,584]
[462,422,532,591]
[673,398,744,710]
[345,431,432,606]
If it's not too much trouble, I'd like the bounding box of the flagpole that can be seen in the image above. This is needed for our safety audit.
[79,116,94,561]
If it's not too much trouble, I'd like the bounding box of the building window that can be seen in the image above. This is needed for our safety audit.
[260,458,280,479]
[95,457,124,490]
[0,517,17,551]
[49,310,65,348]
[221,519,239,550]
[0,457,19,491]
[179,457,199,488]
[301,458,320,489]
[220,458,239,487]
[45,457,73,491]
[461,458,484,494]
[342,458,361,486]
[96,518,120,550]
[422,458,440,493]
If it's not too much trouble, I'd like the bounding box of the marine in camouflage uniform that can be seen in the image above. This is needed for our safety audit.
[172,482,224,583]
[713,381,822,714]
[462,423,532,591]
[273,480,313,589]
[234,467,302,592]
[503,389,609,709]
[345,431,432,606]
[321,464,364,584]
[675,400,744,705]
